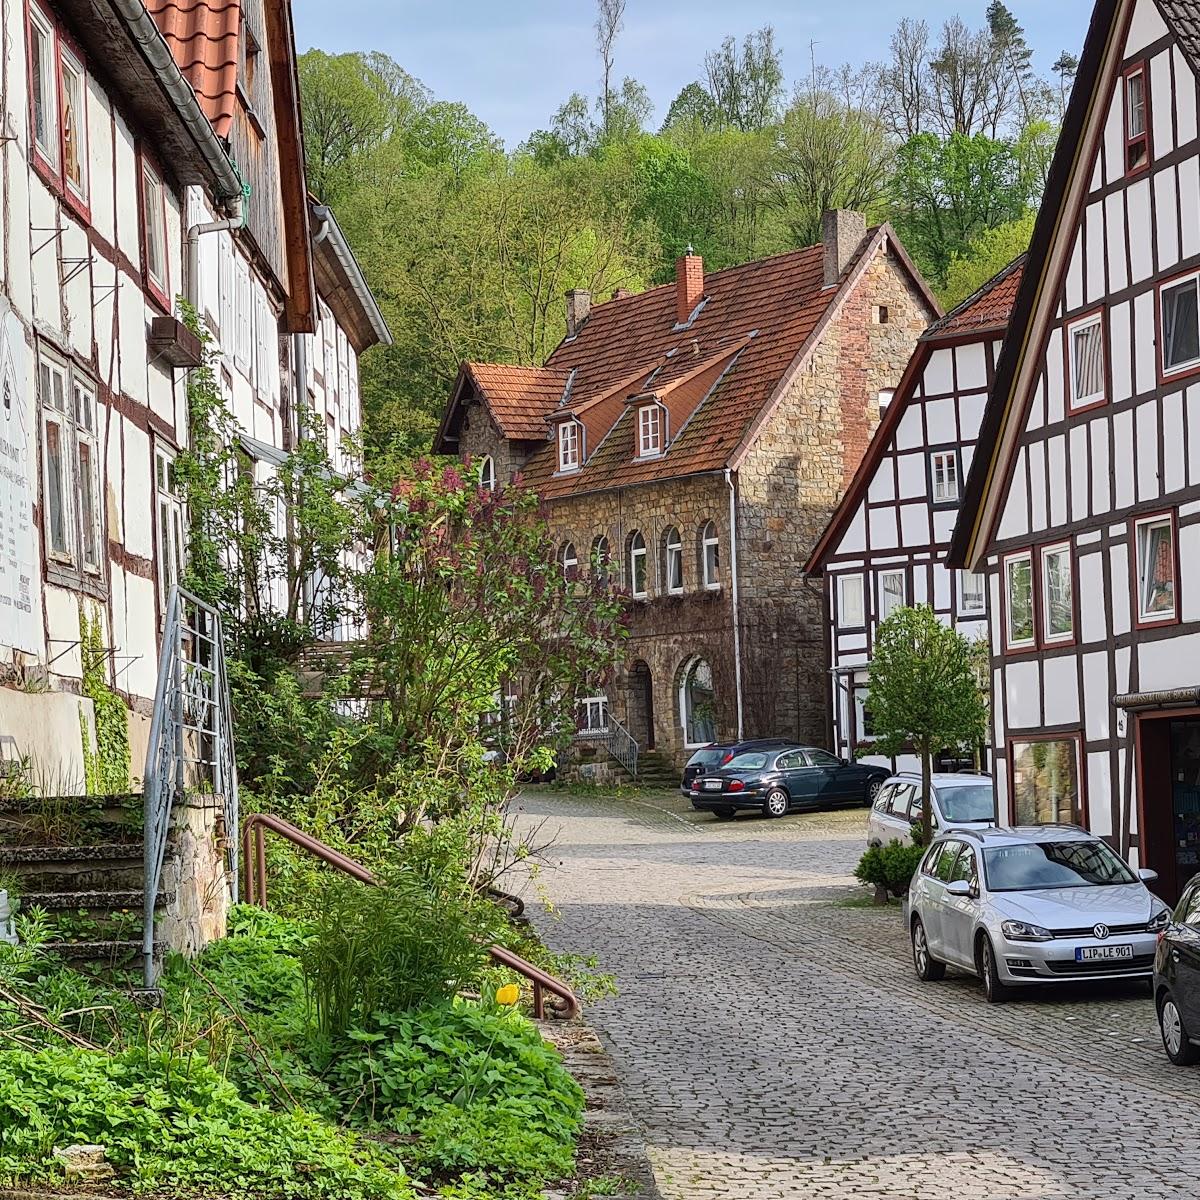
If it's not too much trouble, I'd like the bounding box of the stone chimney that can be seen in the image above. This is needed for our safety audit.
[611,287,634,301]
[565,289,592,337]
[822,210,868,287]
[675,249,704,325]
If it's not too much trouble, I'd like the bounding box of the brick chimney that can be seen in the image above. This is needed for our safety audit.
[611,287,634,301]
[822,210,867,287]
[675,249,704,325]
[565,289,592,337]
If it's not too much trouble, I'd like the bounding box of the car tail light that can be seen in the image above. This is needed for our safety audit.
[729,779,745,792]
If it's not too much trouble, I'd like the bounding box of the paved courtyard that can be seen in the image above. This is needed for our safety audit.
[517,789,1198,1200]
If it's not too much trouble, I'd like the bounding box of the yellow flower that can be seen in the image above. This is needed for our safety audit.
[495,984,520,1007]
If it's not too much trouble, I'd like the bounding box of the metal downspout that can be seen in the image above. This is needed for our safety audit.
[725,468,744,741]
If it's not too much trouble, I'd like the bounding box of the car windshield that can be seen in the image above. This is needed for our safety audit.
[982,841,1139,892]
[686,749,725,768]
[727,751,769,770]
[937,784,995,822]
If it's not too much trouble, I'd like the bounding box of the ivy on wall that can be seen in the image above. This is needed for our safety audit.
[79,603,131,796]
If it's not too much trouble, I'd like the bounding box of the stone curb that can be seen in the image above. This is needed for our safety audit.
[539,1020,663,1199]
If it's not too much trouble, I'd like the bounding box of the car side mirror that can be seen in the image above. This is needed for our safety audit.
[1138,868,1159,883]
[945,879,973,898]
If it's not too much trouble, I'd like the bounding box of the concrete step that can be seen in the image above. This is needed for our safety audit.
[43,939,159,971]
[0,844,145,892]
[18,889,169,914]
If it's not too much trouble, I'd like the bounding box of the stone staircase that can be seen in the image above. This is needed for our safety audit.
[0,791,167,980]
[635,750,680,790]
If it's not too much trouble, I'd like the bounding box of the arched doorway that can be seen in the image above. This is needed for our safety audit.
[628,660,655,750]
[680,656,716,747]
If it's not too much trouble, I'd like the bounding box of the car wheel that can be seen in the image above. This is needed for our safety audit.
[978,935,1010,1004]
[714,808,737,821]
[864,778,883,807]
[911,917,945,982]
[763,788,789,818]
[1158,991,1200,1066]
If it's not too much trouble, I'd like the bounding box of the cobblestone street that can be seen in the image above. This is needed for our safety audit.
[518,789,1199,1200]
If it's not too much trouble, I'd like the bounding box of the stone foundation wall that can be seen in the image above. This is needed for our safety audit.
[158,793,231,958]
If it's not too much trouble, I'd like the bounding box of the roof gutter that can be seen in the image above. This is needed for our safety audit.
[108,0,243,201]
[311,204,393,347]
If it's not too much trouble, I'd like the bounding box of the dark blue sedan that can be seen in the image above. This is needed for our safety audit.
[689,745,889,820]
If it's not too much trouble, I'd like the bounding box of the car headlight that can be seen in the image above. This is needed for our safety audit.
[1148,908,1171,933]
[1001,919,1053,942]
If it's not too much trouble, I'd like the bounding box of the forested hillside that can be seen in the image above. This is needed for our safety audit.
[298,2,1076,463]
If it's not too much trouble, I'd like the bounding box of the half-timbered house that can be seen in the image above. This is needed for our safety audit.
[805,259,1024,770]
[949,0,1200,900]
[435,213,939,770]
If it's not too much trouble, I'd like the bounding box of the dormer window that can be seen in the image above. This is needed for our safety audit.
[1125,64,1150,174]
[557,420,581,472]
[637,404,663,458]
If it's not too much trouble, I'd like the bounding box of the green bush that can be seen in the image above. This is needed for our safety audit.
[327,1001,584,1186]
[855,841,926,898]
[0,1046,414,1199]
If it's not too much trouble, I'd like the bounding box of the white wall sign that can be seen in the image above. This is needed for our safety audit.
[0,303,39,654]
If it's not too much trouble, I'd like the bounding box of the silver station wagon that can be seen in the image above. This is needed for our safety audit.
[906,825,1170,1002]
[866,772,995,848]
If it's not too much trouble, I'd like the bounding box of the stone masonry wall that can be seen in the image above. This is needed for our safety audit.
[158,793,230,958]
[736,241,934,745]
[457,400,530,485]
[547,476,737,766]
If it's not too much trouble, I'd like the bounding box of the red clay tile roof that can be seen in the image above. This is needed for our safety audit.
[923,255,1026,342]
[438,227,936,495]
[462,363,569,441]
[520,240,878,497]
[146,0,240,139]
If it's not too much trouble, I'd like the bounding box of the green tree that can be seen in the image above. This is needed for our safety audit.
[661,82,719,134]
[941,210,1034,308]
[890,131,1035,287]
[703,27,784,132]
[866,606,989,845]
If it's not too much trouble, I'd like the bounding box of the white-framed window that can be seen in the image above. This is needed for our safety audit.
[59,46,88,204]
[39,351,102,579]
[878,389,895,411]
[561,541,578,579]
[1134,513,1177,624]
[701,520,720,589]
[557,420,581,472]
[141,161,169,304]
[1040,542,1074,643]
[478,454,495,491]
[836,573,865,629]
[578,695,609,733]
[155,445,185,603]
[591,534,611,584]
[930,450,960,504]
[664,526,683,594]
[233,260,252,372]
[637,404,662,457]
[958,570,986,616]
[27,3,59,172]
[877,569,906,621]
[1003,551,1035,650]
[629,530,647,598]
[217,234,234,344]
[1067,312,1105,409]
[1161,273,1200,377]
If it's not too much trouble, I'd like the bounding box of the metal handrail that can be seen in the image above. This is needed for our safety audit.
[575,711,639,778]
[240,812,579,1020]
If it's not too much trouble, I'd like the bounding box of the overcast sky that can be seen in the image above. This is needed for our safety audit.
[293,1,1097,148]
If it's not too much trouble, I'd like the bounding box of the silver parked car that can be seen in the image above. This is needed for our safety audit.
[867,772,995,847]
[905,825,1170,1003]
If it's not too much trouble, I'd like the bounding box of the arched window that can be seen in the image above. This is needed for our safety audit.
[680,657,716,746]
[700,521,720,589]
[478,454,495,490]
[663,526,683,594]
[591,535,611,584]
[628,530,647,598]
[561,541,578,579]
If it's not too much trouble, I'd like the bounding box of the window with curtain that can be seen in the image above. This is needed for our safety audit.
[1136,515,1176,622]
[1069,314,1105,408]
